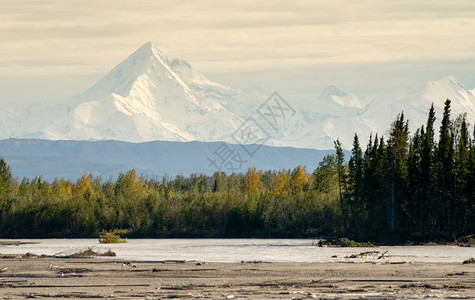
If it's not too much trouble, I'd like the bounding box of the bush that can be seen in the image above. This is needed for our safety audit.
[329,237,376,247]
[99,232,127,244]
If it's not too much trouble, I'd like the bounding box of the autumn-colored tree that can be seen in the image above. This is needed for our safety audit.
[245,168,262,194]
[290,165,309,194]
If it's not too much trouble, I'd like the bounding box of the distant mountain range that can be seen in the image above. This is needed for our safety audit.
[0,139,338,181]
[1,42,474,150]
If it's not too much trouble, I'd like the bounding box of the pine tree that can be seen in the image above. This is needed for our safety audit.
[468,126,475,232]
[420,104,436,233]
[453,114,469,231]
[362,134,384,236]
[334,139,348,233]
[407,128,423,234]
[387,113,410,233]
[348,134,364,235]
[436,99,455,232]
[372,136,389,235]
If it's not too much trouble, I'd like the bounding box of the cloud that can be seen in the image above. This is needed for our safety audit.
[1,0,474,102]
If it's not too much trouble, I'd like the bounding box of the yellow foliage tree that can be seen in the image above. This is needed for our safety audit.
[76,173,95,199]
[272,170,290,196]
[291,165,309,193]
[245,168,262,194]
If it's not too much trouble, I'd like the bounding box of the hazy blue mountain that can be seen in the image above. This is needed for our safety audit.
[0,139,340,181]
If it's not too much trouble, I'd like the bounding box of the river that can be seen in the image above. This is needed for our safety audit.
[1,239,473,263]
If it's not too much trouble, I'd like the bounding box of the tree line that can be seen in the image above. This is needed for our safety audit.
[339,99,474,241]
[0,99,473,242]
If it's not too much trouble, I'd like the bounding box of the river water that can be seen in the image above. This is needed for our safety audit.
[0,239,473,263]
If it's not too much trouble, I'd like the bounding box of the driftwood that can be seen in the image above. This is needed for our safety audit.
[346,250,379,259]
[14,248,116,259]
[158,260,185,264]
[377,250,388,259]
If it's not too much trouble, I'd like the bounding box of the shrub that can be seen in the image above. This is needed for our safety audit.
[329,237,376,247]
[99,232,127,244]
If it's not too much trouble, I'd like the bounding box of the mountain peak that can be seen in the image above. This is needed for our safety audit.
[424,75,469,99]
[132,41,168,63]
[139,41,153,50]
[317,84,364,108]
[428,75,465,90]
[318,84,348,101]
[42,42,245,144]
[132,41,155,59]
[79,42,174,100]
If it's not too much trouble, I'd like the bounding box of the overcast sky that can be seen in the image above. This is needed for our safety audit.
[1,0,475,104]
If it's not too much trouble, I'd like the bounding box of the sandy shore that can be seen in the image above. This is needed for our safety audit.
[0,254,474,299]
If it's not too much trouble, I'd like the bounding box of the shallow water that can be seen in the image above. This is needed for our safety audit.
[0,239,473,263]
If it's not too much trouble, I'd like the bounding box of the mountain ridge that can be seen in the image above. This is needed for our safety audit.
[0,138,338,181]
[0,42,474,150]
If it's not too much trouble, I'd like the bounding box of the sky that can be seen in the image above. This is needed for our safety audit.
[1,0,475,104]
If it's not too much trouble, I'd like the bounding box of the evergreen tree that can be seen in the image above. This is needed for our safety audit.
[453,114,469,231]
[468,126,475,232]
[334,139,348,233]
[362,134,381,236]
[360,134,393,237]
[420,104,436,233]
[387,113,410,233]
[436,99,455,232]
[347,134,364,235]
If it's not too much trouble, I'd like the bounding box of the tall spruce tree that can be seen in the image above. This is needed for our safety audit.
[420,104,436,233]
[436,99,455,232]
[348,134,364,236]
[469,126,475,232]
[334,139,348,233]
[387,113,410,233]
[454,114,469,231]
[362,134,387,237]
[407,128,423,234]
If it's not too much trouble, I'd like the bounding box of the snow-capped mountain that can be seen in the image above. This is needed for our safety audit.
[272,84,372,149]
[270,76,475,149]
[0,42,474,150]
[317,84,365,110]
[40,42,245,143]
[362,76,475,141]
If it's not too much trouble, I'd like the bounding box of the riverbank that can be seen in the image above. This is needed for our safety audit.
[1,255,474,299]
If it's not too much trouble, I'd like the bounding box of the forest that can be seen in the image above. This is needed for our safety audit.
[0,99,473,243]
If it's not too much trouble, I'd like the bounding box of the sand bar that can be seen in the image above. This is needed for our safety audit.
[1,253,474,299]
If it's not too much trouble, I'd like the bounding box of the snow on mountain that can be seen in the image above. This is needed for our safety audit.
[268,84,372,149]
[318,84,365,108]
[362,76,475,141]
[0,42,474,151]
[273,76,475,149]
[423,76,475,118]
[0,103,64,140]
[311,84,366,117]
[41,42,245,143]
